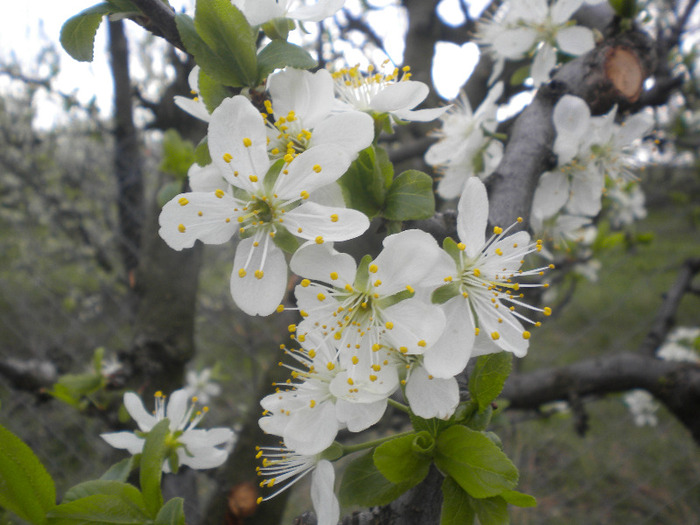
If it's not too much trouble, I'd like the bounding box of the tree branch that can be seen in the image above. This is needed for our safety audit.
[128,0,186,53]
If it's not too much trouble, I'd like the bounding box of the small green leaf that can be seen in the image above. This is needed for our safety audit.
[60,3,112,62]
[160,129,195,179]
[373,433,432,485]
[384,170,435,221]
[47,494,150,525]
[0,424,55,524]
[432,282,461,304]
[91,347,105,375]
[154,498,185,525]
[500,490,537,508]
[140,419,171,517]
[100,456,139,483]
[257,40,317,81]
[441,476,475,525]
[194,0,258,87]
[339,147,386,218]
[194,136,212,166]
[469,353,512,412]
[339,450,414,507]
[470,495,509,525]
[435,425,518,499]
[56,373,103,396]
[198,68,230,114]
[62,480,145,508]
[609,0,637,18]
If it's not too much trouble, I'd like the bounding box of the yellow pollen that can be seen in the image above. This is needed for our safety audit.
[313,164,322,173]
[457,242,466,251]
[330,272,339,280]
[310,400,316,408]
[178,224,186,233]
[238,268,246,278]
[345,284,354,292]
[417,340,427,347]
[178,197,189,206]
[369,264,378,273]
[491,331,500,340]
[475,327,480,335]
[523,331,531,340]
[347,378,354,385]
[385,322,394,329]
[374,280,382,286]
[300,190,309,199]
[223,153,233,163]
[352,356,359,365]
[544,307,552,316]
[473,268,481,277]
[284,153,294,163]
[330,214,339,222]
[495,248,503,256]
[315,236,324,244]
[301,279,310,287]
[327,362,335,371]
[444,276,453,282]
[249,175,258,182]
[243,138,252,147]
[494,226,503,234]
[288,324,297,333]
[276,304,285,313]
[317,293,326,301]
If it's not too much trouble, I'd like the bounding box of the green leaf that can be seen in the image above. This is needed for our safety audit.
[432,282,461,304]
[469,353,513,412]
[441,476,475,525]
[60,3,112,62]
[339,147,386,218]
[257,40,317,81]
[140,419,171,517]
[509,65,531,87]
[338,450,414,507]
[609,0,637,17]
[47,494,150,525]
[373,433,432,485]
[47,383,82,408]
[100,457,139,483]
[470,495,509,525]
[435,425,518,499]
[62,480,145,507]
[198,68,230,114]
[56,373,103,396]
[194,136,212,166]
[194,0,258,87]
[384,170,435,221]
[500,490,536,508]
[154,498,185,525]
[0,424,55,524]
[160,129,195,179]
[91,347,105,375]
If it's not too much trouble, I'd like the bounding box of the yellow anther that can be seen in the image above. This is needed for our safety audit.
[385,322,394,330]
[369,264,378,273]
[327,362,335,371]
[406,285,415,293]
[330,214,339,222]
[457,242,466,251]
[313,164,322,173]
[317,293,326,301]
[522,331,531,340]
[249,175,258,182]
[310,400,316,408]
[243,138,252,147]
[300,190,310,199]
[347,377,354,385]
[238,268,246,278]
[475,327,480,335]
[344,284,354,292]
[417,340,427,347]
[494,226,503,234]
[223,153,233,163]
[288,324,297,333]
[374,280,382,286]
[284,153,294,163]
[444,276,453,282]
[315,236,324,244]
[473,268,481,277]
[178,224,186,233]
[544,307,552,316]
[330,272,339,280]
[276,304,285,313]
[178,197,189,206]
[352,356,359,365]
[495,248,503,256]
[301,279,310,287]
[491,331,500,340]
[517,217,523,223]
[271,148,280,155]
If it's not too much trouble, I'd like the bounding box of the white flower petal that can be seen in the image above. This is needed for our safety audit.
[614,111,654,146]
[188,163,228,193]
[471,297,529,357]
[290,242,357,285]
[166,389,190,430]
[532,171,570,219]
[283,202,369,243]
[493,28,538,59]
[424,298,475,378]
[457,177,488,257]
[178,447,229,470]
[556,26,595,56]
[269,68,334,129]
[289,0,345,22]
[370,81,428,113]
[230,237,287,316]
[311,460,340,525]
[240,0,286,25]
[174,96,210,122]
[566,169,604,216]
[158,192,239,250]
[531,43,557,86]
[123,392,156,432]
[209,96,270,193]
[405,366,459,419]
[382,300,446,355]
[335,398,387,432]
[310,111,374,156]
[551,0,585,24]
[275,145,352,197]
[284,402,340,456]
[101,431,145,455]
[392,106,450,122]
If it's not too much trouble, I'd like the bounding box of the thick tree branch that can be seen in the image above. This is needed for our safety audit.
[128,0,186,53]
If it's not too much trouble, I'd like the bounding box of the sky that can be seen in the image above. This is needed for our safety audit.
[0,0,485,128]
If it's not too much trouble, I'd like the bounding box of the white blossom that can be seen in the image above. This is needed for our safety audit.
[623,390,659,427]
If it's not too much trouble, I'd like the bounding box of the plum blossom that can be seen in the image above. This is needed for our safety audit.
[232,0,345,26]
[477,0,595,86]
[623,390,659,427]
[657,326,700,363]
[264,68,374,163]
[429,178,552,373]
[425,82,504,199]
[184,368,222,404]
[289,230,447,374]
[158,95,369,316]
[101,390,234,472]
[532,95,653,222]
[331,62,447,123]
[256,447,339,525]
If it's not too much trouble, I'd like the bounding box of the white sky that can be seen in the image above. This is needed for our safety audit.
[0,0,485,128]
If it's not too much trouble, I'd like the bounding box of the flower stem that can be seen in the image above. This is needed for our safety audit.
[341,430,415,455]
[387,398,410,413]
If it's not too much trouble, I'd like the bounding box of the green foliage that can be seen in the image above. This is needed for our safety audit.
[509,65,531,87]
[194,136,213,166]
[434,425,518,499]
[339,146,390,218]
[257,40,317,81]
[469,495,509,525]
[160,130,196,179]
[157,182,184,209]
[469,353,513,412]
[441,476,475,525]
[383,170,435,221]
[154,498,186,525]
[47,494,150,525]
[338,450,414,507]
[140,419,171,517]
[0,424,56,524]
[197,69,230,114]
[373,432,432,486]
[100,457,139,483]
[609,0,638,18]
